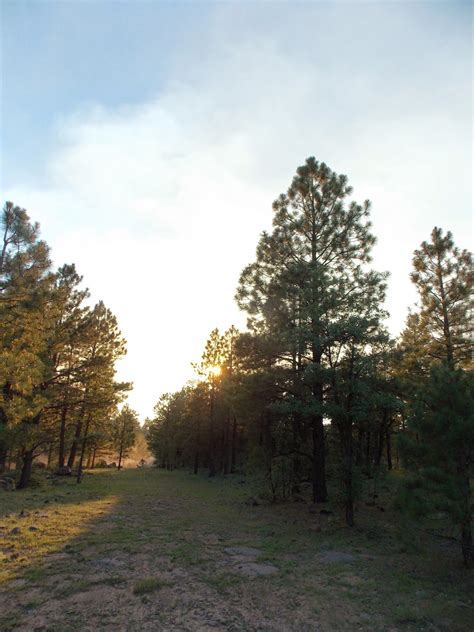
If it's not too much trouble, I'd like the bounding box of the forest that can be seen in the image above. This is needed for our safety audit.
[0,201,141,487]
[0,155,472,584]
[143,158,473,566]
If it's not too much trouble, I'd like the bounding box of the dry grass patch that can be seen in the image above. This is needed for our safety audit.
[133,577,169,595]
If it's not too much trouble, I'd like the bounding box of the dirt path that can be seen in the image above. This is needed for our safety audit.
[0,469,472,631]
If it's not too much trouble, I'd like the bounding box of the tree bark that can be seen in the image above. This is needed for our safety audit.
[365,430,372,478]
[458,455,473,566]
[386,430,393,470]
[292,412,302,493]
[208,380,216,477]
[0,383,13,473]
[342,429,354,527]
[18,449,34,489]
[67,403,86,469]
[312,414,327,503]
[47,441,54,469]
[230,415,237,473]
[375,424,385,468]
[76,414,91,483]
[58,405,68,469]
[355,428,364,467]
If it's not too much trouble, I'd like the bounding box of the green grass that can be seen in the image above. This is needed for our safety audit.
[0,467,473,631]
[133,577,168,595]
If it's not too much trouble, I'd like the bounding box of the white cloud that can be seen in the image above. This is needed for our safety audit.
[5,4,471,418]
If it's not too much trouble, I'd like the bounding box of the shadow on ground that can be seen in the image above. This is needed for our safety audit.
[0,469,473,631]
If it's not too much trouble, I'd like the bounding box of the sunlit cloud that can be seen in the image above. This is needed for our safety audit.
[4,3,471,419]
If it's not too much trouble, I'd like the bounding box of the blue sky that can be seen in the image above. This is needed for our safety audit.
[1,1,472,419]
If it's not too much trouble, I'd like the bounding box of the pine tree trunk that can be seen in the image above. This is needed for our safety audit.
[47,441,54,469]
[118,443,123,470]
[118,420,126,470]
[375,426,384,468]
[58,405,68,468]
[0,384,12,473]
[342,430,355,527]
[263,412,276,502]
[312,414,327,503]
[68,396,87,470]
[91,447,97,469]
[365,431,372,478]
[77,414,92,483]
[386,430,393,470]
[223,418,230,475]
[458,455,473,566]
[292,413,302,493]
[18,449,34,489]
[0,443,7,474]
[461,524,473,567]
[355,428,364,467]
[230,415,237,473]
[208,383,216,477]
[67,419,82,470]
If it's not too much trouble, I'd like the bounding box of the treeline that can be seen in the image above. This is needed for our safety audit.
[0,202,139,488]
[145,158,473,564]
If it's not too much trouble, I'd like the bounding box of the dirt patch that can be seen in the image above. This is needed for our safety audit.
[233,562,279,578]
[1,469,473,631]
[224,546,262,557]
[317,550,357,564]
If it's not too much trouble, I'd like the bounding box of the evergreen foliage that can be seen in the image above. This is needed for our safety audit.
[0,202,134,487]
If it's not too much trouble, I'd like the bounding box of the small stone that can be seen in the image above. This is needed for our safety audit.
[10,527,21,535]
[28,526,39,532]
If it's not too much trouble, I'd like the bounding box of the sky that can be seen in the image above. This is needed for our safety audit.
[1,0,472,421]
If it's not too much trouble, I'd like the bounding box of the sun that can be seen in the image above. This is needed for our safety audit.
[209,365,221,377]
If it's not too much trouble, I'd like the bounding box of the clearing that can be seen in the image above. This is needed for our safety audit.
[0,469,473,631]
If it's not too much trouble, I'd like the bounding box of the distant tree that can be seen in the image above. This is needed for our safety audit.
[192,328,226,477]
[111,405,140,469]
[66,301,128,468]
[0,202,129,488]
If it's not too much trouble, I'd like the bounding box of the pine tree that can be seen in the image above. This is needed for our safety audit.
[410,227,472,368]
[399,228,473,565]
[236,157,387,502]
[399,366,474,565]
[0,202,53,475]
[111,405,140,470]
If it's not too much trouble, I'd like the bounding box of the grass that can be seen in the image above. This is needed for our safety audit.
[133,577,168,595]
[0,467,473,631]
